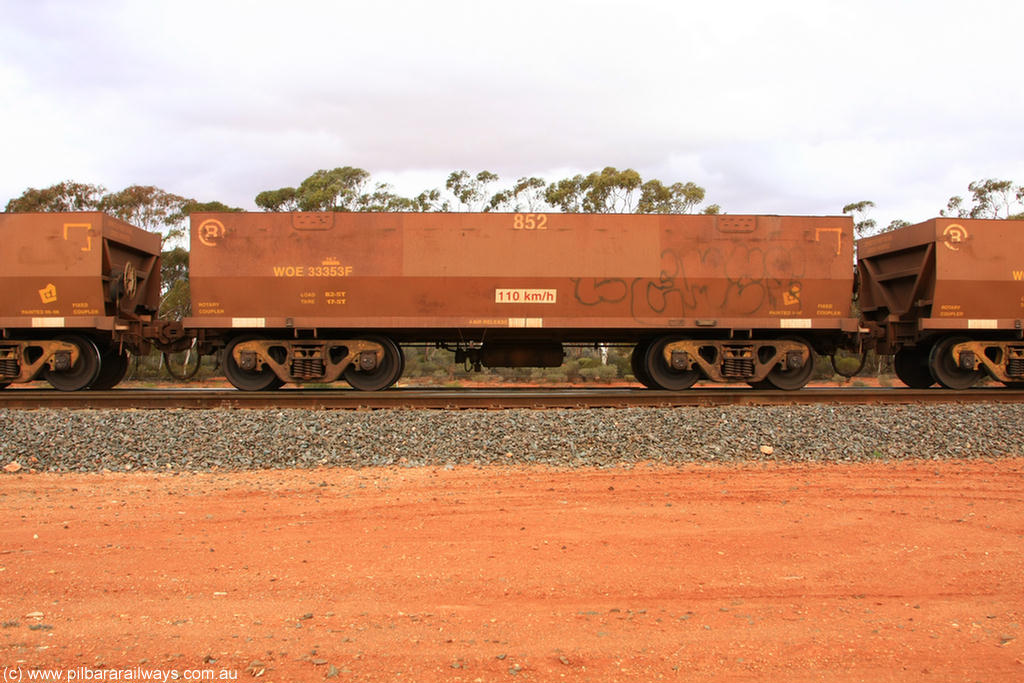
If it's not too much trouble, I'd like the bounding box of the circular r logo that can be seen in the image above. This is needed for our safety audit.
[197,219,226,247]
[942,223,968,251]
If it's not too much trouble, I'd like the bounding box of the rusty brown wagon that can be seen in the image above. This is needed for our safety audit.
[0,212,183,390]
[185,212,858,391]
[858,217,1024,389]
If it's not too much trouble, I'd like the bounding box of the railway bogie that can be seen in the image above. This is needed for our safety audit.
[653,336,816,389]
[927,335,1024,389]
[219,333,404,391]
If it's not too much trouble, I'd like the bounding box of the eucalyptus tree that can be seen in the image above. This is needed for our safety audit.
[4,180,105,212]
[942,179,1024,220]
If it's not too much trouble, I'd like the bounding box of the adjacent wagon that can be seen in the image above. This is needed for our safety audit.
[0,212,181,390]
[858,217,1024,389]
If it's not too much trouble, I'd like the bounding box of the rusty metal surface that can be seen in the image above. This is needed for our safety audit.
[0,340,79,382]
[1,387,1021,410]
[858,218,1024,331]
[186,212,857,338]
[949,340,1024,384]
[230,337,386,383]
[0,212,162,332]
[662,338,809,383]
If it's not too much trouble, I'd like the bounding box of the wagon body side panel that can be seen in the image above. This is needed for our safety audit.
[187,211,856,338]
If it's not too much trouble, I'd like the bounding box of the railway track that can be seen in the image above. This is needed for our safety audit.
[1,386,1023,410]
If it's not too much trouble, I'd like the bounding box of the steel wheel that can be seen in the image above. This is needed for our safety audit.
[43,335,101,391]
[344,337,404,391]
[893,347,935,388]
[762,338,815,391]
[91,348,131,390]
[929,336,982,390]
[644,337,700,390]
[630,341,659,389]
[223,336,284,391]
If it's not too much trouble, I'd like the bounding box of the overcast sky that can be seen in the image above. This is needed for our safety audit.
[1,0,1021,227]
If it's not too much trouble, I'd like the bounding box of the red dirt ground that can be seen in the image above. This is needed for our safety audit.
[2,460,1023,682]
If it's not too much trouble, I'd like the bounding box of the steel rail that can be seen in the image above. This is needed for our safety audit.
[1,387,1022,410]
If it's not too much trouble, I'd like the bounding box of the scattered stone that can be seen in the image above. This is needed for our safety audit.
[4,461,22,473]
[0,404,1021,471]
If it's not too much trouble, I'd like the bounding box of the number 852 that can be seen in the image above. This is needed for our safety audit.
[513,213,548,230]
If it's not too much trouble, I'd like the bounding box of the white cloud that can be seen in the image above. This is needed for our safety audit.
[1,0,1022,226]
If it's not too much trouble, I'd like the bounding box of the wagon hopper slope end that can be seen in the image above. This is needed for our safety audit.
[187,211,858,391]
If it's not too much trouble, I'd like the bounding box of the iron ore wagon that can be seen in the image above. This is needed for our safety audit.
[186,211,858,391]
[858,217,1024,389]
[0,212,182,390]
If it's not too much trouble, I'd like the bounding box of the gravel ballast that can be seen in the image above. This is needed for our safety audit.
[2,404,1023,472]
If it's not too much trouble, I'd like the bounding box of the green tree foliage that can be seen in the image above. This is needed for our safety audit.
[941,179,1024,219]
[4,180,105,212]
[255,165,716,216]
[842,200,878,237]
[542,167,645,213]
[295,166,371,211]
[509,177,547,211]
[446,170,499,211]
[357,182,417,212]
[5,181,239,242]
[541,167,712,214]
[159,246,191,320]
[488,176,549,212]
[580,167,643,213]
[637,179,705,214]
[255,167,451,213]
[254,187,298,211]
[543,174,586,212]
[179,200,244,216]
[99,185,192,240]
[842,201,912,237]
[410,189,445,212]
